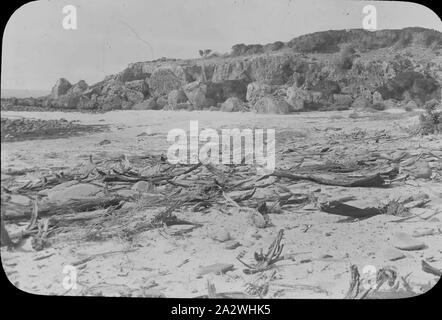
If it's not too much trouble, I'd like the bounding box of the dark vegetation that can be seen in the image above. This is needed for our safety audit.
[231,27,442,56]
[376,71,440,105]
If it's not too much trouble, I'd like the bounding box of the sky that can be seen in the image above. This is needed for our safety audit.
[1,0,441,91]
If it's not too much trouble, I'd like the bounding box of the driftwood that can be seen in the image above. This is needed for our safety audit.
[320,201,381,219]
[3,196,127,221]
[271,171,386,187]
[100,162,202,184]
[421,260,442,277]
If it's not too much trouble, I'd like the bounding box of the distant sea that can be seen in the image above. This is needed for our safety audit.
[1,89,50,98]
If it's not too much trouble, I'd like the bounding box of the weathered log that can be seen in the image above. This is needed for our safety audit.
[319,201,381,219]
[3,196,127,221]
[421,260,442,277]
[271,171,386,187]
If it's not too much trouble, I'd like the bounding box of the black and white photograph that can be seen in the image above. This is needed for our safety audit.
[1,0,441,301]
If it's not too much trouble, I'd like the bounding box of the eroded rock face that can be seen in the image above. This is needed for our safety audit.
[212,54,294,85]
[148,68,184,96]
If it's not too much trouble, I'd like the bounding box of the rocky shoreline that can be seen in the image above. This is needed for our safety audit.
[2,28,441,115]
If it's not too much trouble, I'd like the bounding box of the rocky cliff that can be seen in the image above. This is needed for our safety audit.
[2,27,441,113]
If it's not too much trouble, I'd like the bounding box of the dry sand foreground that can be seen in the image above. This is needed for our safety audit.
[1,109,441,298]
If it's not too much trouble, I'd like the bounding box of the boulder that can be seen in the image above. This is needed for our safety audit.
[51,78,72,98]
[286,87,312,111]
[246,82,275,103]
[167,89,187,106]
[221,97,247,112]
[372,91,383,104]
[253,95,291,114]
[183,81,208,109]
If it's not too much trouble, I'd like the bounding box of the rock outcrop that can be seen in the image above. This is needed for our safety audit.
[3,27,440,113]
[51,78,72,99]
